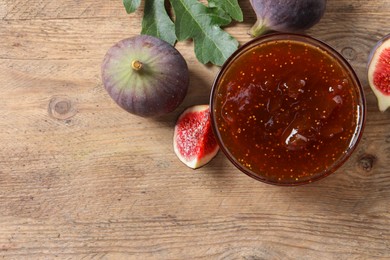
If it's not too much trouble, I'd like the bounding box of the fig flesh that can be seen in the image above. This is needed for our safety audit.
[173,105,219,169]
[367,33,390,112]
[101,35,189,117]
[249,0,327,37]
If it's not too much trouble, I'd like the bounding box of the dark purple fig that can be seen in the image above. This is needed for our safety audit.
[101,35,189,117]
[249,0,327,37]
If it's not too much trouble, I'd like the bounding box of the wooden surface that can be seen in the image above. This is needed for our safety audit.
[1,0,390,259]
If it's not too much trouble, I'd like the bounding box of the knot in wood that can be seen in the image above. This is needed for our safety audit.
[358,154,376,172]
[48,95,77,120]
[341,47,357,61]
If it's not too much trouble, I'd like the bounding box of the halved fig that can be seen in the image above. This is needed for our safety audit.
[367,33,390,112]
[173,105,219,169]
[249,0,327,37]
[101,35,189,117]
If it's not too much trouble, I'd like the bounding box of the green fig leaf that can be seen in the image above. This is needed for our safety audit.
[123,0,141,14]
[208,0,243,22]
[141,0,177,46]
[122,0,243,66]
[205,6,232,26]
[170,0,239,66]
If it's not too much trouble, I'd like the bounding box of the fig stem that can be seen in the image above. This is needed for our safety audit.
[131,60,143,71]
[249,20,269,37]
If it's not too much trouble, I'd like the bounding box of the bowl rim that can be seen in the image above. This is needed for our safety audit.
[209,32,366,186]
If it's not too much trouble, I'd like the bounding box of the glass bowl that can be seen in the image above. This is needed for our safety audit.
[210,33,366,186]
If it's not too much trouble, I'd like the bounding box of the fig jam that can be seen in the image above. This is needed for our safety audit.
[212,35,364,185]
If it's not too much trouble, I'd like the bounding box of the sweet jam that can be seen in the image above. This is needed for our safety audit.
[213,38,362,184]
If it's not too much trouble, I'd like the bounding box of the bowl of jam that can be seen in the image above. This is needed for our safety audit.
[210,33,366,186]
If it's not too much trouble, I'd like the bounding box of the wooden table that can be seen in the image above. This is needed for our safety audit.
[1,0,389,259]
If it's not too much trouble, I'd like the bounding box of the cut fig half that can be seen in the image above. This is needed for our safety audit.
[173,105,219,169]
[367,33,390,112]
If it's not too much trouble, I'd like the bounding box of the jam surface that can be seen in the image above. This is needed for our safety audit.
[213,39,361,184]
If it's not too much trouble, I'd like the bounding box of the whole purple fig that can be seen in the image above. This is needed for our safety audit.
[101,35,189,117]
[249,0,327,37]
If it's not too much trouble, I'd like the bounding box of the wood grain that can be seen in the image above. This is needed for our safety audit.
[1,0,390,259]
